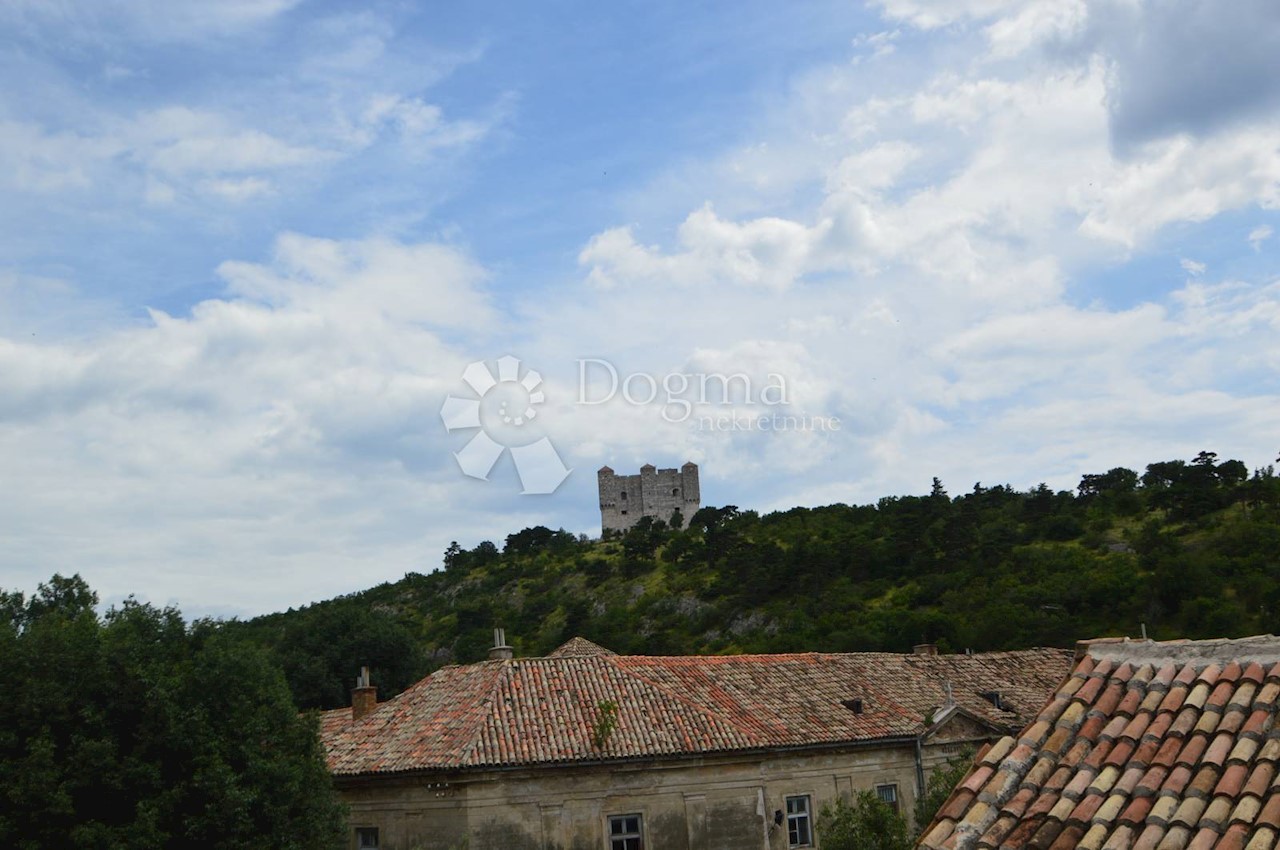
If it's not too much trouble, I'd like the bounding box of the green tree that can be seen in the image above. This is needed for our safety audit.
[816,790,911,850]
[913,748,974,836]
[0,574,346,850]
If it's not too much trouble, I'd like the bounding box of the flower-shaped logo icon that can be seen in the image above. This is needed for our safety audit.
[439,355,571,494]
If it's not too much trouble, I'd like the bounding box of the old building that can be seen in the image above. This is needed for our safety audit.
[320,636,1071,850]
[598,462,700,534]
[917,634,1280,850]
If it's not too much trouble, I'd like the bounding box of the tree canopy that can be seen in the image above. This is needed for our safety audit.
[226,451,1280,711]
[0,575,345,850]
[816,790,912,850]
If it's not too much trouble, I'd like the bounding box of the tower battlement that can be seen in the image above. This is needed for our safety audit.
[598,462,700,534]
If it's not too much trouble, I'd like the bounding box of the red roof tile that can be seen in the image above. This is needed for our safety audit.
[321,639,1070,776]
[917,635,1280,850]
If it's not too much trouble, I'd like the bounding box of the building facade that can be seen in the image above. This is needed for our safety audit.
[321,637,1072,850]
[598,462,701,534]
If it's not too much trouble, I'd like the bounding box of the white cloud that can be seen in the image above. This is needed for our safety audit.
[1079,128,1280,247]
[1250,224,1274,251]
[872,0,1030,30]
[0,92,496,206]
[580,205,821,292]
[6,0,1280,619]
[134,108,333,177]
[984,0,1089,58]
[0,234,511,615]
[852,29,901,60]
[569,0,1280,522]
[1,0,301,43]
[199,176,274,202]
[0,121,121,193]
[217,232,495,327]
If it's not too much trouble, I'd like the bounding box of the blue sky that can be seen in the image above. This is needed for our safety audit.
[2,0,1278,618]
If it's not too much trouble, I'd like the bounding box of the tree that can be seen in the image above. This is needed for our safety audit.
[0,574,346,850]
[816,790,911,850]
[1078,467,1138,499]
[913,748,975,836]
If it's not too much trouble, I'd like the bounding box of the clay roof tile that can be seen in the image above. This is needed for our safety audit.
[912,637,1280,849]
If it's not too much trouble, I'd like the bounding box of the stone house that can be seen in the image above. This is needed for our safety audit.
[320,636,1071,850]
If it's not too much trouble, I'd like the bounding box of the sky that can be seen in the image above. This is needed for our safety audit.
[2,0,1278,619]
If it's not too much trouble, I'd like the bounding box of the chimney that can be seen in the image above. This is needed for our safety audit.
[913,643,938,656]
[352,666,377,722]
[489,628,514,661]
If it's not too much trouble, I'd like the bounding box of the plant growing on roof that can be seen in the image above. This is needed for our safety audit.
[591,699,619,750]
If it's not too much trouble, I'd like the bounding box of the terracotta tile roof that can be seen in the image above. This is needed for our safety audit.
[547,636,616,657]
[320,639,1070,776]
[918,635,1280,850]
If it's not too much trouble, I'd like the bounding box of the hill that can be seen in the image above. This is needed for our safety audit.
[228,451,1280,710]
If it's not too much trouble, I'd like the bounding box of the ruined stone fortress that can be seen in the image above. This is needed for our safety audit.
[598,462,700,534]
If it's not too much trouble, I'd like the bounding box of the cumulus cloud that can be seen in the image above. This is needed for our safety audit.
[580,205,820,292]
[6,0,1280,619]
[570,0,1280,525]
[217,232,495,327]
[1078,128,1280,247]
[0,235,512,616]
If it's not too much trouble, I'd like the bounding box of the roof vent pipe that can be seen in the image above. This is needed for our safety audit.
[489,628,514,661]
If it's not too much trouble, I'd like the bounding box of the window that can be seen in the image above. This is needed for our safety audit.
[876,783,899,813]
[620,491,627,500]
[608,814,643,850]
[355,827,379,849]
[786,796,812,847]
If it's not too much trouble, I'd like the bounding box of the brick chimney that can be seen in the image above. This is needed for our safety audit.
[913,644,938,656]
[352,666,377,721]
[489,628,514,661]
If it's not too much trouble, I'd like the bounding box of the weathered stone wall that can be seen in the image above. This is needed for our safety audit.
[339,739,975,850]
[598,463,700,534]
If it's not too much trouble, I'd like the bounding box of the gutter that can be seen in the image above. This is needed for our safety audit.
[332,733,925,783]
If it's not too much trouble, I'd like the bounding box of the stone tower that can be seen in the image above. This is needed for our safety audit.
[598,462,700,535]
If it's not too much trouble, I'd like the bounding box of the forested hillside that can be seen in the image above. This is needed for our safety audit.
[230,451,1280,710]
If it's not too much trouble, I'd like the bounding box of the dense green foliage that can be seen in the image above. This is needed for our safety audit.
[914,748,976,834]
[231,451,1280,710]
[816,790,912,850]
[0,575,345,850]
